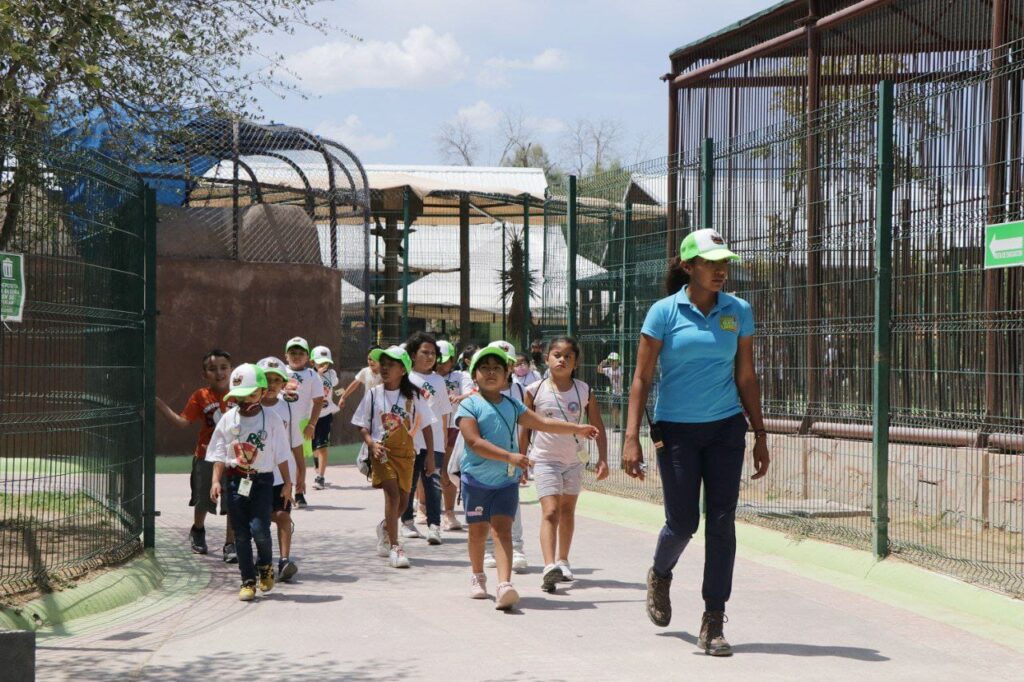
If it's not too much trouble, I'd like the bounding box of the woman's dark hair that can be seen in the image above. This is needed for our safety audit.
[458,343,479,370]
[515,352,529,364]
[202,349,231,369]
[665,256,690,295]
[404,331,438,371]
[546,336,581,379]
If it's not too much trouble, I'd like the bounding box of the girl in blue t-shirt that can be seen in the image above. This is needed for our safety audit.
[456,346,598,611]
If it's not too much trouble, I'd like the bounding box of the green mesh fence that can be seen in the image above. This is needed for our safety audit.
[539,41,1024,596]
[1,130,148,598]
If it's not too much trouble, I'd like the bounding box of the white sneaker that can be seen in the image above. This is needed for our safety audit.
[469,573,488,599]
[401,520,422,539]
[512,550,528,573]
[483,552,497,569]
[376,520,390,557]
[495,581,520,611]
[442,512,463,531]
[426,524,442,545]
[556,559,574,581]
[389,545,410,568]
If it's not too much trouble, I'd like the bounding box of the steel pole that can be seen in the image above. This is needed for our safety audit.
[401,187,410,340]
[700,137,714,229]
[522,197,531,352]
[567,176,578,337]
[872,80,894,560]
[143,186,158,549]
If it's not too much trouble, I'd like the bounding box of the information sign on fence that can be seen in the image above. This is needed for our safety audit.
[984,220,1024,269]
[0,251,25,322]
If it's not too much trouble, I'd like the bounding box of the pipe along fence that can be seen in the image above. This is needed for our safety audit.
[540,49,1024,596]
[1,130,155,599]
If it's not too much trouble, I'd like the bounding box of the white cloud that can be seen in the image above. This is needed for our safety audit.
[477,48,569,88]
[315,115,397,155]
[455,100,500,130]
[526,115,566,135]
[286,26,466,94]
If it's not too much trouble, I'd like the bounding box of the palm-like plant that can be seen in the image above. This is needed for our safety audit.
[499,227,539,346]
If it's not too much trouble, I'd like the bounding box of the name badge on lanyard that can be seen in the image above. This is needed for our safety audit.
[238,477,253,497]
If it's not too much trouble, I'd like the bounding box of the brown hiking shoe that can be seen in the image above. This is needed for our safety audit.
[698,610,733,656]
[645,567,672,627]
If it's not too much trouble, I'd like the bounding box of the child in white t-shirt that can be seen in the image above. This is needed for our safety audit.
[400,332,453,545]
[351,346,435,568]
[207,364,293,601]
[338,346,383,408]
[436,340,473,530]
[513,352,542,387]
[283,337,324,507]
[257,356,305,582]
[597,352,624,431]
[311,345,340,490]
[521,336,609,593]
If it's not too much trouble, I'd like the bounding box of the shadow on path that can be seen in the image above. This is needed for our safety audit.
[657,632,890,661]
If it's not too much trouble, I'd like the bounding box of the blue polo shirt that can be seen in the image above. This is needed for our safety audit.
[641,287,754,423]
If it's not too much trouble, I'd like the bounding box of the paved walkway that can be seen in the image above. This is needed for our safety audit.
[35,468,1023,681]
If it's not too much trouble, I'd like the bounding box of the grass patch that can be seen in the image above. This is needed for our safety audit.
[156,442,362,474]
[0,491,97,518]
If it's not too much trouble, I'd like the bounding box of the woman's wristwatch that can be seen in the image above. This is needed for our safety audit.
[754,429,767,439]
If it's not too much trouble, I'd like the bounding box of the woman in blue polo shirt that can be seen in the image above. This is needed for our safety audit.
[622,228,770,657]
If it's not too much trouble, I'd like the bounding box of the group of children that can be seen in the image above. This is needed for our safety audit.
[352,334,610,611]
[157,337,344,599]
[160,332,615,611]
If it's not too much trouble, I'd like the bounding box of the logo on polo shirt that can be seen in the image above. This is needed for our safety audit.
[720,315,738,332]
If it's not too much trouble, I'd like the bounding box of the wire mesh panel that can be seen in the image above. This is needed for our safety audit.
[885,43,1024,593]
[1,130,146,598]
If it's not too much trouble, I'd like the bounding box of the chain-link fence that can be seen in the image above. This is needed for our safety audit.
[539,39,1024,596]
[1,129,149,598]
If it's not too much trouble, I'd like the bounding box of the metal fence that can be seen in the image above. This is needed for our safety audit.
[539,41,1024,596]
[0,129,150,598]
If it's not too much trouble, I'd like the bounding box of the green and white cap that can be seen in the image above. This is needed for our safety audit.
[369,345,412,373]
[311,345,333,365]
[285,336,310,354]
[470,346,510,375]
[437,340,456,363]
[679,228,741,262]
[607,352,620,361]
[226,363,268,399]
[487,339,516,359]
[256,356,290,380]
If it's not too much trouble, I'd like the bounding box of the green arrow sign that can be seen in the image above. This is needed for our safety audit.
[1,252,26,322]
[985,220,1024,269]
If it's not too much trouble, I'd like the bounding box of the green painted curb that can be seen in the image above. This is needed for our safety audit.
[552,486,1024,653]
[0,549,164,633]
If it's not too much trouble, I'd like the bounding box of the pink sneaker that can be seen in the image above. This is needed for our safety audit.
[495,581,519,611]
[470,573,488,599]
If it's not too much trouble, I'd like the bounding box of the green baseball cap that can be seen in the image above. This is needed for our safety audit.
[226,363,268,399]
[285,336,310,354]
[436,340,456,363]
[370,345,412,374]
[256,356,290,381]
[679,228,741,262]
[469,346,510,375]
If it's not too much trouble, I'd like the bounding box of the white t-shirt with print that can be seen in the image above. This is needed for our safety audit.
[206,405,291,474]
[285,366,324,424]
[526,378,591,466]
[601,365,624,395]
[411,371,452,453]
[263,398,303,485]
[513,369,542,387]
[351,385,436,445]
[318,368,340,417]
[355,366,382,390]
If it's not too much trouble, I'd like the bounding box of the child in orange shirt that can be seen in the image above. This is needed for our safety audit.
[156,349,238,562]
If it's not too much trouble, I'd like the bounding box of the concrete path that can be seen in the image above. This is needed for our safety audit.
[35,468,1023,681]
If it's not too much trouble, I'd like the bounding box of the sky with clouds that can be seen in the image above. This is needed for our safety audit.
[256,0,772,168]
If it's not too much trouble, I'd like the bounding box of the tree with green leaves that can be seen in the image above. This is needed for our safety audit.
[1,0,343,248]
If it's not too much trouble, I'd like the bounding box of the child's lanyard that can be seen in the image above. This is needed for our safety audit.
[546,378,583,445]
[483,395,516,451]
